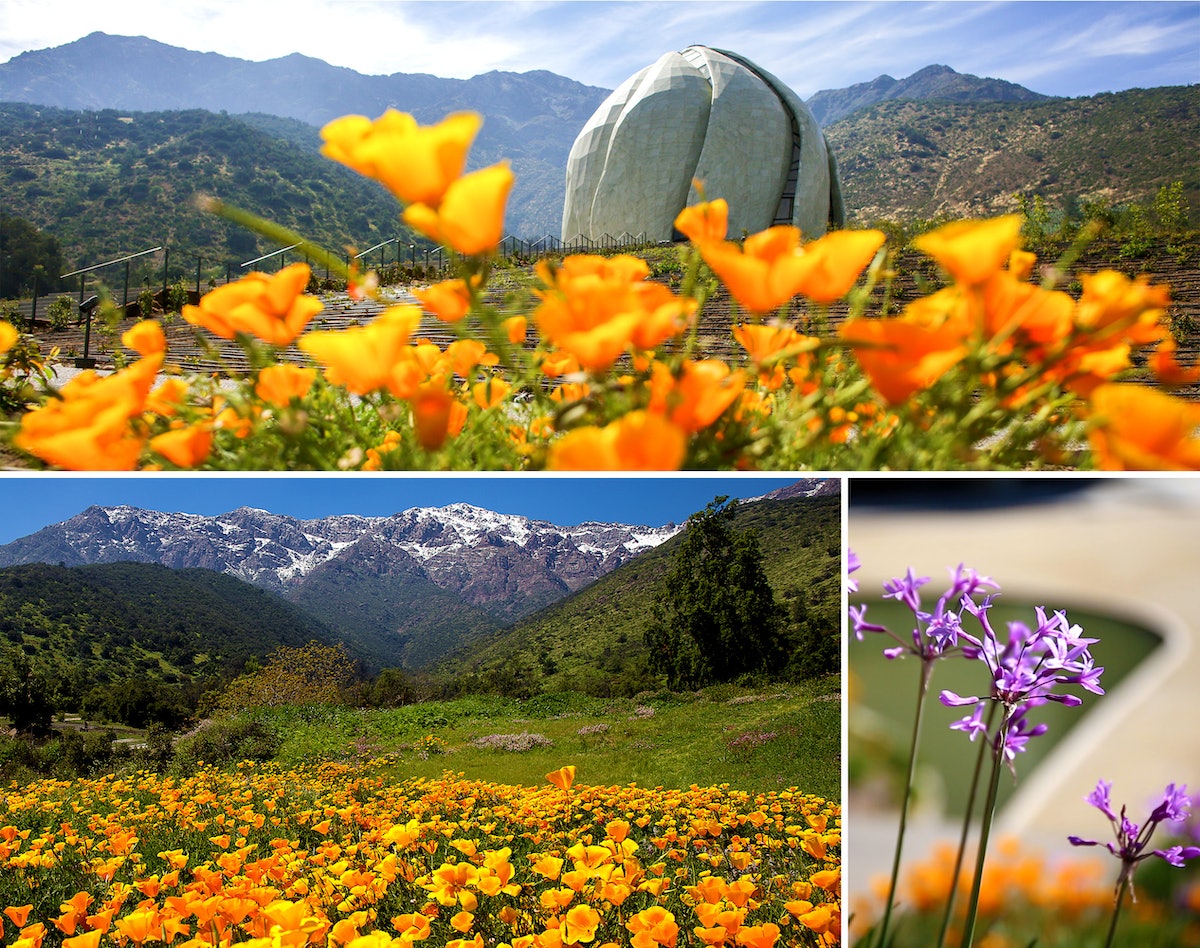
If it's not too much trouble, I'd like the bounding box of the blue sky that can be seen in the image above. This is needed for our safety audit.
[0,474,815,544]
[1,2,1196,99]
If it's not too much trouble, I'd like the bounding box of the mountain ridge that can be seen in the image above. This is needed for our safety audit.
[0,483,837,670]
[0,31,610,238]
[807,62,1051,126]
[0,499,685,593]
[0,33,1058,242]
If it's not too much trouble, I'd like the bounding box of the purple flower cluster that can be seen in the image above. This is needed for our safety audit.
[851,556,1104,769]
[938,600,1105,764]
[849,562,998,662]
[1069,779,1200,876]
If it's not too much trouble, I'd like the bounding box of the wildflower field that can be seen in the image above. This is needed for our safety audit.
[2,109,1198,470]
[1,686,842,948]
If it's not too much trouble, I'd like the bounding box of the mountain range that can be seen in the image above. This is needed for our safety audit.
[0,32,1069,246]
[805,63,1050,127]
[0,480,838,671]
[0,499,680,668]
[0,481,841,717]
[0,32,609,240]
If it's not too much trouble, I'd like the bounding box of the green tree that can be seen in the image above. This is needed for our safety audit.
[1152,180,1188,232]
[0,646,56,735]
[644,498,786,689]
[368,668,417,708]
[783,588,840,680]
[0,214,64,299]
[211,641,357,715]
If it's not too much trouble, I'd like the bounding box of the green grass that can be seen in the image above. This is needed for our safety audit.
[849,598,1161,816]
[238,676,842,801]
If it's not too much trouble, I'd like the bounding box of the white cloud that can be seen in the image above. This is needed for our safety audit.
[1,0,1197,99]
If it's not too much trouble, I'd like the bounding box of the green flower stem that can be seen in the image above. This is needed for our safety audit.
[1104,866,1133,948]
[959,708,1010,947]
[935,701,998,948]
[876,656,937,948]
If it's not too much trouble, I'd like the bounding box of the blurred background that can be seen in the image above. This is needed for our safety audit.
[847,476,1200,939]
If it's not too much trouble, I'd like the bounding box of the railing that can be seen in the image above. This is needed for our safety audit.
[3,230,663,322]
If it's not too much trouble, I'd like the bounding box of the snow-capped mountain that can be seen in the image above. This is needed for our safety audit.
[0,482,836,669]
[0,501,682,599]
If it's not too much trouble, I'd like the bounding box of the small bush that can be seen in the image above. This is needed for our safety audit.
[46,295,74,331]
[170,716,281,772]
[470,732,553,752]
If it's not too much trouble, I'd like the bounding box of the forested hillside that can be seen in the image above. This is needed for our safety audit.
[0,104,409,271]
[0,561,336,713]
[440,493,841,696]
[827,85,1200,224]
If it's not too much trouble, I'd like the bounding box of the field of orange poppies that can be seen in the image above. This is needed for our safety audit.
[1,757,840,948]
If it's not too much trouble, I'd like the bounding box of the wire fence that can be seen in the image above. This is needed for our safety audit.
[3,231,660,326]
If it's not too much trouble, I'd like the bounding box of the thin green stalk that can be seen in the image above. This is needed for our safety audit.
[935,701,997,948]
[875,657,936,947]
[1103,867,1133,948]
[960,710,1009,947]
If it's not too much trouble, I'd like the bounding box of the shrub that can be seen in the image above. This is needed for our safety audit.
[170,715,281,772]
[46,295,74,331]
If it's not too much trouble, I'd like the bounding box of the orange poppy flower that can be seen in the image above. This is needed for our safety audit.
[182,263,321,345]
[53,893,93,937]
[674,199,729,244]
[472,377,511,410]
[562,905,601,944]
[502,314,528,344]
[149,425,213,468]
[978,274,1075,346]
[113,908,161,946]
[696,226,810,314]
[732,323,816,365]
[0,320,17,353]
[445,339,498,379]
[122,319,167,356]
[732,922,780,948]
[14,356,162,470]
[298,305,422,395]
[410,382,466,451]
[912,215,1024,286]
[840,317,968,405]
[534,254,689,369]
[1087,383,1200,470]
[1150,338,1200,387]
[4,907,32,928]
[414,277,479,323]
[788,228,885,303]
[547,411,689,471]
[145,377,190,417]
[404,162,514,256]
[797,905,835,934]
[1075,270,1170,346]
[62,932,102,948]
[648,360,746,434]
[320,110,481,207]
[255,364,316,407]
[546,765,577,792]
[627,906,679,948]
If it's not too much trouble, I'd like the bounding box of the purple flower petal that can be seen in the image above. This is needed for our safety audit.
[939,689,980,707]
[1086,779,1117,821]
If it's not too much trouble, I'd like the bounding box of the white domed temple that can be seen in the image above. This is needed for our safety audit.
[562,46,844,243]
